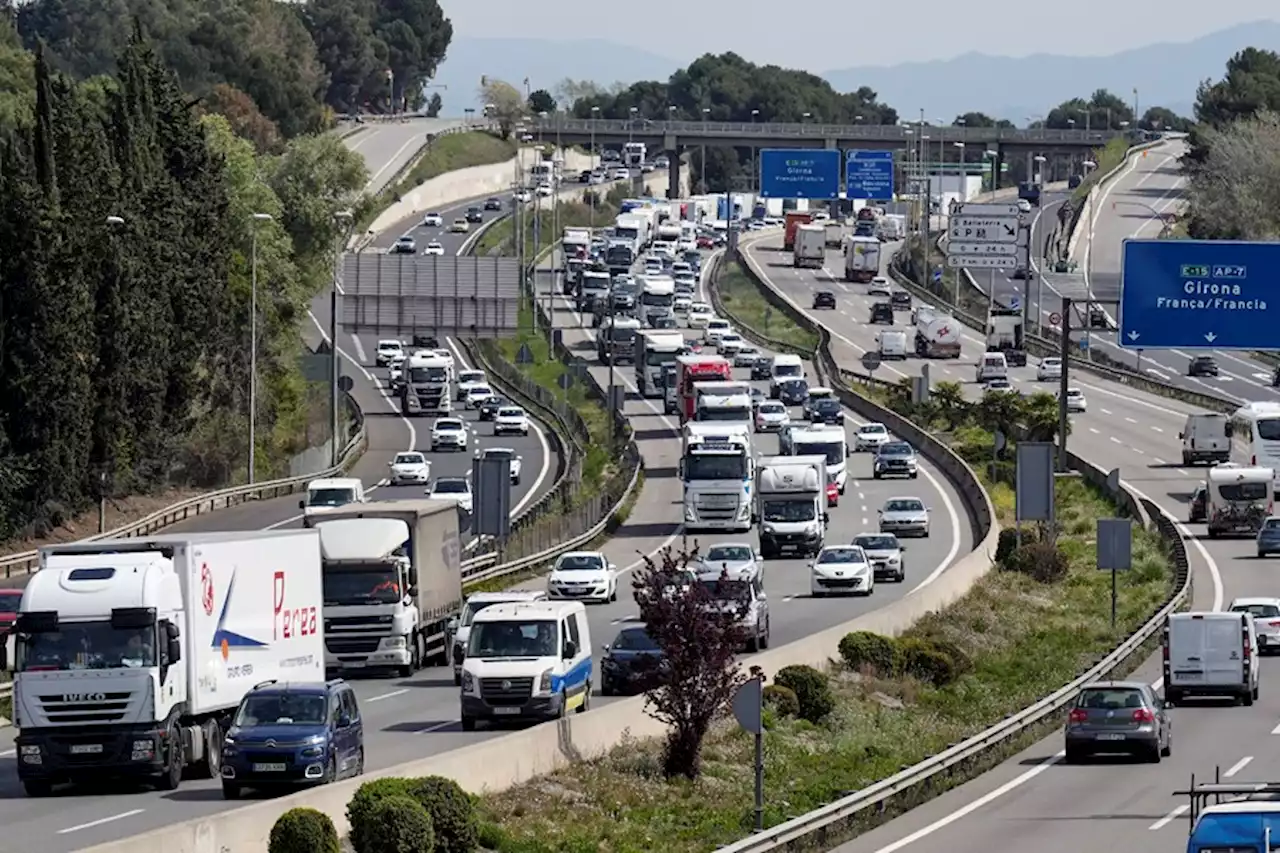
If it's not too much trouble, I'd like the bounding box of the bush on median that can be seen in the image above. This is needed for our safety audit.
[269,807,341,853]
[362,794,435,853]
[348,775,480,853]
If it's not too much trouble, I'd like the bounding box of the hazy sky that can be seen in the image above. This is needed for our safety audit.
[439,1,1280,67]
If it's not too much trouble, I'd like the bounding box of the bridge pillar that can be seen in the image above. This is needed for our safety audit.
[994,146,1005,190]
[666,152,681,199]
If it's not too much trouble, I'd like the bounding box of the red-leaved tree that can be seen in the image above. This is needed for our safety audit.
[633,545,748,779]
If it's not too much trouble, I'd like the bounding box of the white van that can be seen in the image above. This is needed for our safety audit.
[459,600,593,730]
[877,330,908,360]
[300,477,366,526]
[770,353,805,380]
[1163,611,1260,705]
[1181,412,1231,466]
[447,590,548,685]
[976,351,1008,382]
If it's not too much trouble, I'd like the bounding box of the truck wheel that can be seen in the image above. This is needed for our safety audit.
[155,723,183,791]
[22,779,52,797]
[200,718,223,778]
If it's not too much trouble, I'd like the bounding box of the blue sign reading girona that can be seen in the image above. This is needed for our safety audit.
[1118,239,1275,350]
[758,148,840,199]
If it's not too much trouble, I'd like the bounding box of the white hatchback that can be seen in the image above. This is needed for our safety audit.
[1037,357,1063,381]
[1064,387,1087,412]
[687,303,713,328]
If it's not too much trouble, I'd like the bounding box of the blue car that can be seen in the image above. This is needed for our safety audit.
[220,679,363,799]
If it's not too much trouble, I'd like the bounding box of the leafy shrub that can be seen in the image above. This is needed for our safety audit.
[895,638,959,687]
[994,528,1021,564]
[762,684,799,717]
[362,795,435,853]
[774,665,835,723]
[405,775,478,852]
[347,777,413,853]
[1001,541,1069,583]
[269,807,340,853]
[911,633,973,677]
[838,630,897,675]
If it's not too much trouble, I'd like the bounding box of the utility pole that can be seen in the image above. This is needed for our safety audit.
[1058,296,1072,471]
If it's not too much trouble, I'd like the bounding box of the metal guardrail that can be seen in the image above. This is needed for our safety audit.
[531,116,1125,145]
[0,682,9,702]
[0,397,368,581]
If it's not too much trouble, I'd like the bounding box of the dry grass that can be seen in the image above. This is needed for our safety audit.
[474,407,1174,851]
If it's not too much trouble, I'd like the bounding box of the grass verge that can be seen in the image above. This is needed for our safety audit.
[712,257,819,352]
[471,382,1174,853]
[356,131,517,231]
[1071,136,1131,204]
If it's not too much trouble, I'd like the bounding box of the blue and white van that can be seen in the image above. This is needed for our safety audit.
[1187,801,1280,852]
[458,601,592,731]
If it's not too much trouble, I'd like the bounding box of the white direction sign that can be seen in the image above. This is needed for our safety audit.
[948,242,1018,256]
[949,216,1021,243]
[949,202,1021,217]
[947,255,1009,269]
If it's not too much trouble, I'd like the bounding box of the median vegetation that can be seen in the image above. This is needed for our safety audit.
[710,255,819,353]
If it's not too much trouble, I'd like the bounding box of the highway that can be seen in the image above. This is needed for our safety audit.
[737,219,1280,853]
[341,118,468,194]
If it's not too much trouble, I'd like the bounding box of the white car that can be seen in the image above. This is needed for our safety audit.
[455,369,487,401]
[537,183,553,196]
[733,346,761,367]
[480,447,523,485]
[388,451,430,485]
[450,218,469,233]
[868,277,892,297]
[422,212,443,227]
[700,543,762,581]
[376,339,404,367]
[494,406,531,436]
[430,418,469,451]
[717,333,745,356]
[1037,357,1063,381]
[755,401,790,432]
[513,189,531,202]
[423,241,444,256]
[674,294,693,313]
[1229,597,1280,651]
[687,303,714,328]
[464,384,494,408]
[854,422,891,452]
[611,168,629,180]
[644,260,664,276]
[810,545,873,597]
[430,349,455,374]
[984,378,1016,394]
[1017,198,1032,212]
[428,476,472,514]
[704,319,732,346]
[547,551,618,602]
[1064,387,1087,412]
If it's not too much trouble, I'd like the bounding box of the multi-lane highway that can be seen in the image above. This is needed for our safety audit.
[737,214,1280,853]
[341,118,468,194]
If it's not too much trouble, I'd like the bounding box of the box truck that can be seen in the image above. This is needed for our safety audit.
[10,531,324,795]
[793,223,826,268]
[312,500,462,676]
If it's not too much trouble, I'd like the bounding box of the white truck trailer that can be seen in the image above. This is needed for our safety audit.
[793,223,826,268]
[11,530,324,795]
[312,500,463,676]
[634,329,686,398]
[756,455,828,559]
[843,235,881,282]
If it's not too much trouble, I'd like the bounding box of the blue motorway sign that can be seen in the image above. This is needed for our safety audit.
[845,150,894,200]
[758,149,840,199]
[1119,239,1275,349]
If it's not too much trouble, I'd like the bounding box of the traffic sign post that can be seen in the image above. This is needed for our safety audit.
[1118,239,1274,349]
[844,150,894,200]
[1048,312,1062,327]
[758,149,841,199]
[945,202,1027,272]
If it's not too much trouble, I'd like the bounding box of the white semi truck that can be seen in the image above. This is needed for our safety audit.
[913,306,962,358]
[756,455,829,559]
[681,423,754,532]
[634,329,686,398]
[312,500,463,677]
[843,235,881,283]
[694,380,753,425]
[788,425,850,494]
[793,223,826,268]
[10,530,324,796]
[640,276,676,325]
[400,352,452,415]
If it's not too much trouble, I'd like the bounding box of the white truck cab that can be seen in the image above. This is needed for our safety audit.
[300,477,366,526]
[1163,611,1260,706]
[756,454,829,559]
[459,601,593,730]
[448,590,548,685]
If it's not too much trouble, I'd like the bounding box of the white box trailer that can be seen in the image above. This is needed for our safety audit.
[12,530,324,794]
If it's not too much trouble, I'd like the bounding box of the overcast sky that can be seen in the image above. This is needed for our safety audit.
[439,1,1279,68]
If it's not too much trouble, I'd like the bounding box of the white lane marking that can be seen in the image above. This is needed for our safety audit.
[1271,720,1280,735]
[414,720,455,734]
[1149,805,1189,831]
[366,688,409,703]
[351,335,367,363]
[364,135,426,192]
[1122,478,1224,613]
[1224,755,1253,778]
[1152,427,1163,433]
[58,810,146,834]
[0,748,12,758]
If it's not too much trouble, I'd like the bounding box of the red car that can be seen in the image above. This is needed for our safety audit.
[826,481,839,507]
[696,235,714,249]
[0,588,20,634]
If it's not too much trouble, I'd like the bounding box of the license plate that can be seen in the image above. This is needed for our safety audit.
[70,744,102,755]
[493,707,521,715]
[252,762,287,772]
[1095,733,1125,741]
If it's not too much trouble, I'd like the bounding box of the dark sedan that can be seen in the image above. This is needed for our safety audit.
[465,207,484,223]
[483,197,503,211]
[750,357,773,381]
[1188,356,1218,377]
[809,398,844,425]
[776,378,809,406]
[600,626,664,696]
[812,290,836,309]
[890,291,912,309]
[870,302,894,324]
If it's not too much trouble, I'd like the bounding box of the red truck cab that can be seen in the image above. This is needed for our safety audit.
[676,355,733,423]
[783,212,814,251]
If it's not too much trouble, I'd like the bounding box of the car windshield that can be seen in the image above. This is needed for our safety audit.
[0,594,18,614]
[1265,518,1280,530]
[484,449,514,461]
[1257,417,1280,441]
[773,364,802,378]
[557,555,603,571]
[436,421,463,431]
[409,366,448,383]
[815,400,840,412]
[498,408,524,418]
[885,500,924,513]
[1075,688,1145,710]
[459,371,484,383]
[685,454,748,479]
[19,622,156,671]
[233,693,327,727]
[1233,603,1280,618]
[860,425,887,435]
[854,535,898,551]
[879,443,913,457]
[762,499,816,522]
[467,620,557,658]
[794,440,843,466]
[818,548,865,564]
[395,454,425,466]
[307,488,355,507]
[322,565,402,606]
[433,480,468,494]
[706,545,753,563]
[612,628,659,651]
[779,380,808,394]
[462,599,517,627]
[1043,359,1061,367]
[759,403,785,415]
[468,386,492,396]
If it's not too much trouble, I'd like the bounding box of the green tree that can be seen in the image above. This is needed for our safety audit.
[479,76,525,137]
[527,88,555,114]
[301,0,382,114]
[1045,89,1133,130]
[1140,106,1190,132]
[953,111,1012,128]
[425,90,442,116]
[370,0,452,112]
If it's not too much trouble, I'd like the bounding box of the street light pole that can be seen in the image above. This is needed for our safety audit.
[331,209,352,466]
[248,212,273,484]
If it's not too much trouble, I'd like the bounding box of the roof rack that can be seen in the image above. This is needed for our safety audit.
[1173,767,1280,831]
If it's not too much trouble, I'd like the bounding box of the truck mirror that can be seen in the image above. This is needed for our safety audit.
[337,714,353,729]
[298,499,306,510]
[447,617,459,632]
[166,638,181,664]
[562,640,577,659]
[823,512,830,523]
[1178,432,1184,439]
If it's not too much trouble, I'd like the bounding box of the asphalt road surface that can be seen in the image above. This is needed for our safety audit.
[343,118,469,195]
[738,232,1280,853]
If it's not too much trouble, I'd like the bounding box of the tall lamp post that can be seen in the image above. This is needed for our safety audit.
[248,212,273,484]
[331,209,353,465]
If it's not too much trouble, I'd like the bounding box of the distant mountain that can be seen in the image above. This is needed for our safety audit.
[822,21,1280,122]
[433,37,680,112]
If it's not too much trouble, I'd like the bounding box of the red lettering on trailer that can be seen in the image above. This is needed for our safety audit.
[273,570,317,640]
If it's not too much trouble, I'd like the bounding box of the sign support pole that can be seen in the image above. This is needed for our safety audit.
[1058,296,1071,473]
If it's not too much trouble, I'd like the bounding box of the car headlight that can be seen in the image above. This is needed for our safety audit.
[461,670,475,692]
[805,523,820,536]
[538,668,554,693]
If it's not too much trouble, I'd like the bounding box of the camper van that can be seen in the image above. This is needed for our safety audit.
[1204,463,1274,538]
